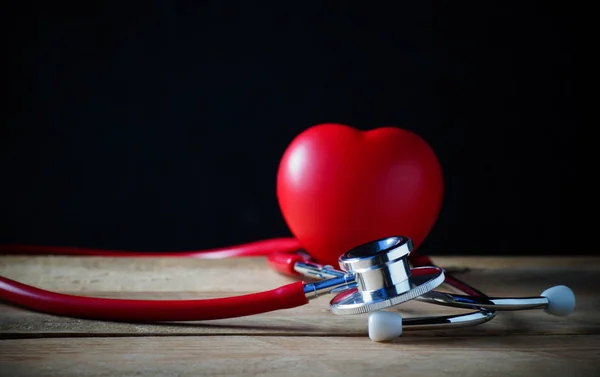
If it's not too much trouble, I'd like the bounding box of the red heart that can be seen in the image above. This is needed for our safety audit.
[276,124,444,267]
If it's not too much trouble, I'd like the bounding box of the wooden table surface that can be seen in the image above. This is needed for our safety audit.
[0,256,599,376]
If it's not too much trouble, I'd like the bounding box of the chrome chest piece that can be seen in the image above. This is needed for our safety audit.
[329,236,445,315]
[296,235,575,342]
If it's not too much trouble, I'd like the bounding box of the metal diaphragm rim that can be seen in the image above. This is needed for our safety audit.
[329,267,445,315]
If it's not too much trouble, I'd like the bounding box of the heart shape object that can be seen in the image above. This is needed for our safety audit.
[276,124,444,267]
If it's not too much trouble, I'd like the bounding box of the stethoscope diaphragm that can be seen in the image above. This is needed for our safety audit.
[330,266,445,315]
[328,236,445,315]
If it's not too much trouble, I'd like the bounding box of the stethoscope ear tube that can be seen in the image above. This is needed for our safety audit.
[294,236,575,340]
[0,276,310,321]
[417,291,549,312]
[402,309,497,331]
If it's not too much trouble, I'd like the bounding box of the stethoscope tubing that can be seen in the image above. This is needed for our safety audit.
[0,238,554,329]
[0,239,311,321]
[293,256,498,331]
[404,252,498,331]
[0,275,309,322]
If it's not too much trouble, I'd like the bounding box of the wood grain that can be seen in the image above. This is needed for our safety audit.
[1,256,599,376]
[1,336,599,377]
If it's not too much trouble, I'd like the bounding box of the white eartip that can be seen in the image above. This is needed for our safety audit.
[368,311,403,342]
[541,285,576,317]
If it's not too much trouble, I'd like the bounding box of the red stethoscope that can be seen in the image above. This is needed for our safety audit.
[0,124,576,341]
[0,236,575,342]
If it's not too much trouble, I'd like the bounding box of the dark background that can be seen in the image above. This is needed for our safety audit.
[2,2,581,256]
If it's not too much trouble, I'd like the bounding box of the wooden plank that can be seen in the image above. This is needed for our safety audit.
[1,335,599,377]
[2,256,599,292]
[0,292,596,338]
[0,257,294,293]
[1,279,598,337]
[1,257,598,338]
[1,257,598,376]
[430,256,600,270]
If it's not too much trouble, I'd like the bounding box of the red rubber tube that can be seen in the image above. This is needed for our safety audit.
[0,237,480,320]
[0,238,308,321]
[267,250,313,276]
[0,238,302,258]
[0,276,308,321]
[409,253,485,297]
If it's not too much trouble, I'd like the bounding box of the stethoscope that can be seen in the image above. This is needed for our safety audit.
[0,235,575,342]
[287,236,575,341]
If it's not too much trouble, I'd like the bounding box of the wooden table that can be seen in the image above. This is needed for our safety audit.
[0,256,598,376]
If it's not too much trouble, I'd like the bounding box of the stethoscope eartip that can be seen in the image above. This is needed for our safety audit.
[541,285,576,317]
[368,311,403,342]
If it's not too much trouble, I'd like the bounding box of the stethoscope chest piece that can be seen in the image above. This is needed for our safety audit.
[330,236,445,315]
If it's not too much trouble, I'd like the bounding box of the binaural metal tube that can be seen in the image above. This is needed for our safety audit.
[403,309,497,331]
[417,291,549,311]
[303,275,356,300]
[294,261,345,279]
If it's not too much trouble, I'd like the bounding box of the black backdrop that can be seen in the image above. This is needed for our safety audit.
[3,2,581,255]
